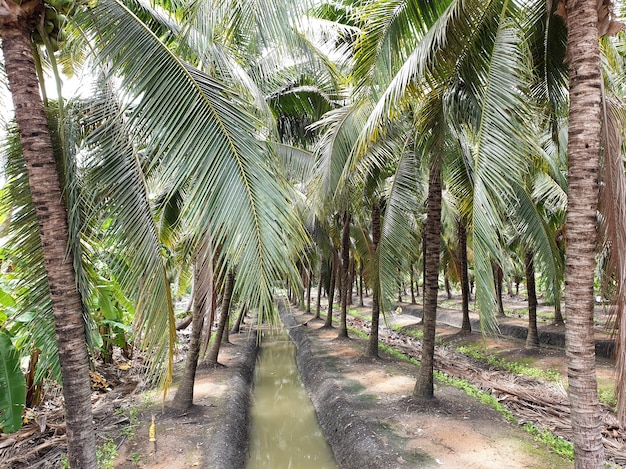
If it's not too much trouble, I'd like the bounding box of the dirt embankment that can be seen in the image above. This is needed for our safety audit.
[281,302,412,469]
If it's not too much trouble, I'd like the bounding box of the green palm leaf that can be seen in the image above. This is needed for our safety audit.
[0,329,25,434]
[468,19,532,335]
[80,79,177,392]
[83,0,304,325]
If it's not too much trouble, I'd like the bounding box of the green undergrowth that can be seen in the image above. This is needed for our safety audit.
[455,343,561,382]
[523,423,574,460]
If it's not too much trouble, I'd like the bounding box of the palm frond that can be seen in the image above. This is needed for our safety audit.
[310,98,372,207]
[83,0,305,326]
[466,18,532,335]
[378,139,423,313]
[352,0,446,91]
[0,123,60,383]
[80,79,177,393]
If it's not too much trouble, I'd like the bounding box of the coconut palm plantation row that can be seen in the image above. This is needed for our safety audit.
[0,0,625,467]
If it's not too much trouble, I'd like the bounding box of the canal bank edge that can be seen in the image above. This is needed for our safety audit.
[205,334,258,469]
[280,301,410,469]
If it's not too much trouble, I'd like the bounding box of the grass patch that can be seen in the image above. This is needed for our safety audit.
[456,343,561,382]
[114,405,141,442]
[96,439,118,469]
[598,385,617,410]
[523,423,574,460]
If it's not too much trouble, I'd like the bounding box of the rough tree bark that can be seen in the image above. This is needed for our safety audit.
[206,270,234,365]
[323,251,337,328]
[459,219,471,333]
[564,0,606,466]
[367,201,381,358]
[525,250,539,348]
[338,211,351,338]
[172,238,212,409]
[0,11,97,468]
[413,158,442,399]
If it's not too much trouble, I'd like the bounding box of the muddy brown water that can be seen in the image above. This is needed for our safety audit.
[246,331,338,469]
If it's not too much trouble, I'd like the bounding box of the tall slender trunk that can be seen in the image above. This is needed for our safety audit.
[410,263,416,304]
[315,266,323,319]
[348,258,354,305]
[367,201,381,357]
[200,281,218,357]
[338,212,351,338]
[230,303,247,334]
[1,19,96,469]
[494,263,505,317]
[172,237,212,409]
[306,267,312,313]
[359,265,364,306]
[413,158,442,399]
[459,219,471,333]
[323,252,336,328]
[444,276,452,300]
[206,270,234,365]
[554,299,564,325]
[565,1,605,466]
[525,250,539,348]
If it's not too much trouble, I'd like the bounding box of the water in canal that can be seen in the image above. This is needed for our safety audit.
[246,331,337,469]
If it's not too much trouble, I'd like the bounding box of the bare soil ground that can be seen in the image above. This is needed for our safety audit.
[1,292,623,468]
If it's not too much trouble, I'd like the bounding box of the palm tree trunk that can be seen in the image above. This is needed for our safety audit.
[348,258,355,305]
[323,252,337,328]
[410,263,416,304]
[172,239,212,409]
[565,1,605,466]
[413,158,442,399]
[359,265,364,306]
[525,250,539,348]
[306,267,312,313]
[459,219,471,333]
[367,201,381,358]
[338,211,351,338]
[494,263,506,317]
[230,303,247,334]
[1,21,97,469]
[315,266,323,319]
[444,276,452,300]
[206,270,235,365]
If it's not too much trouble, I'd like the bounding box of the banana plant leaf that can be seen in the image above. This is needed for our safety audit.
[0,329,25,434]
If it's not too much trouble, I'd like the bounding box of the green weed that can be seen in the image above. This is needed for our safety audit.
[456,344,561,382]
[523,423,574,460]
[96,439,118,469]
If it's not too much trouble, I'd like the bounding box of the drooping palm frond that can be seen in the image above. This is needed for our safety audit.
[449,13,533,335]
[351,0,447,92]
[377,136,423,314]
[79,79,177,393]
[82,0,305,326]
[0,110,94,386]
[357,0,502,141]
[309,98,372,208]
[522,0,568,126]
[270,142,316,183]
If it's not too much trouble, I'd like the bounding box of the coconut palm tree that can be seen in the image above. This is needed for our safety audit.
[563,1,617,465]
[1,6,97,465]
